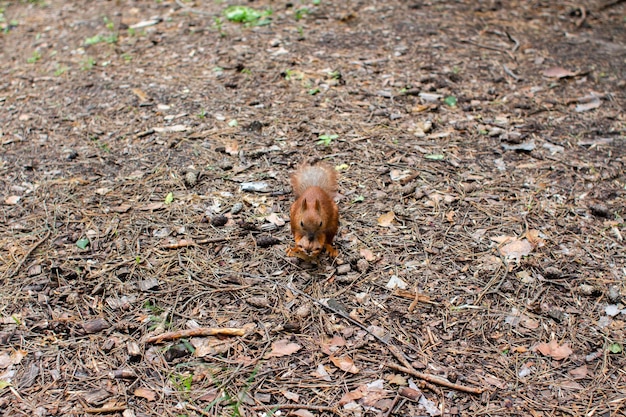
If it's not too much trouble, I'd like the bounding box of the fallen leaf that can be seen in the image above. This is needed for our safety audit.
[265,212,285,227]
[283,391,299,401]
[225,140,239,156]
[320,335,346,355]
[0,350,26,369]
[534,340,573,360]
[377,211,395,227]
[4,196,20,205]
[389,169,412,182]
[445,210,455,223]
[95,188,110,196]
[575,94,602,112]
[110,204,132,213]
[311,364,332,381]
[525,230,546,249]
[265,340,301,358]
[569,364,588,379]
[191,337,235,357]
[542,66,577,78]
[359,248,376,262]
[338,385,367,405]
[132,88,148,102]
[138,202,165,211]
[134,387,157,401]
[386,374,407,386]
[292,410,315,417]
[386,275,407,290]
[330,355,359,374]
[499,239,532,262]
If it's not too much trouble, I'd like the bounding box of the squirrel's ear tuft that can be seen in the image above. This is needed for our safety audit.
[315,199,321,212]
[301,198,308,211]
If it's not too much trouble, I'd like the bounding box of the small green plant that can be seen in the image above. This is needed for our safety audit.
[103,16,114,31]
[27,50,42,63]
[54,65,68,76]
[308,87,320,95]
[223,5,272,26]
[81,57,96,71]
[295,8,309,20]
[240,68,251,75]
[328,70,341,80]
[313,0,321,4]
[170,373,193,394]
[197,109,207,119]
[444,95,457,107]
[164,192,174,204]
[317,134,338,146]
[76,237,90,249]
[121,53,132,63]
[213,16,225,36]
[127,27,136,36]
[297,25,304,38]
[85,34,104,45]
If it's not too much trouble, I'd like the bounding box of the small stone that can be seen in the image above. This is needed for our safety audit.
[356,259,369,273]
[246,297,270,308]
[295,303,311,318]
[230,202,243,214]
[608,285,621,303]
[336,264,351,275]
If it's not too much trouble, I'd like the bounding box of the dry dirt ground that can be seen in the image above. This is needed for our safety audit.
[1,0,626,416]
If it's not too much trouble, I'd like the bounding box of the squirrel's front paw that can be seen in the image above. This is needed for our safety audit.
[325,244,338,258]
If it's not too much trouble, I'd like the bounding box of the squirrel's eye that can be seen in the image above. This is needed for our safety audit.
[300,221,304,227]
[319,221,323,227]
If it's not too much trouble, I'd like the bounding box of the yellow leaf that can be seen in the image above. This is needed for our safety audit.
[377,211,395,227]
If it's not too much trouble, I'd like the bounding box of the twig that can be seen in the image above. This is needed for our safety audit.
[386,363,485,395]
[459,39,515,60]
[502,64,523,81]
[383,393,401,417]
[72,406,127,414]
[144,326,246,344]
[8,230,50,278]
[599,0,625,11]
[252,404,340,414]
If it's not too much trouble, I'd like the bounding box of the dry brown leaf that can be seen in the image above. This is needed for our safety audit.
[525,229,546,249]
[386,373,407,386]
[377,211,395,227]
[330,355,359,374]
[0,349,27,369]
[265,212,285,227]
[534,340,573,360]
[134,387,157,401]
[569,364,588,379]
[292,410,315,417]
[445,210,455,223]
[265,340,301,358]
[283,391,299,401]
[225,140,239,156]
[320,335,346,355]
[132,88,148,102]
[338,385,367,405]
[359,248,376,262]
[542,67,577,78]
[311,364,332,381]
[138,202,165,211]
[191,337,235,357]
[110,204,132,213]
[499,239,532,261]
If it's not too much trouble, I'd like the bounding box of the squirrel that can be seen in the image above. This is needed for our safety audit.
[287,163,339,260]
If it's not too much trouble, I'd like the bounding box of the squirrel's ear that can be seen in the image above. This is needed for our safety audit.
[315,199,321,212]
[301,198,308,211]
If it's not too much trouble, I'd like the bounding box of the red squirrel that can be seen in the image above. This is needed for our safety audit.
[287,163,339,259]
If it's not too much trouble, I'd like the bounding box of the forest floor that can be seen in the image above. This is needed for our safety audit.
[1,1,625,416]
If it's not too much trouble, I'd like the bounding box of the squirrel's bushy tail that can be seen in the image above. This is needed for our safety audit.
[291,163,337,197]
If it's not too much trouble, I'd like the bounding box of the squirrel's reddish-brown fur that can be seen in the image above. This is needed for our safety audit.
[287,163,339,259]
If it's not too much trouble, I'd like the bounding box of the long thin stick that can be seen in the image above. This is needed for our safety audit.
[386,363,484,395]
[144,327,246,344]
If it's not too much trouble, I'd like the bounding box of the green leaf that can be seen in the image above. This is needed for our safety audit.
[308,88,320,95]
[0,381,11,390]
[228,119,239,127]
[425,154,445,160]
[444,96,457,107]
[223,5,271,24]
[317,134,338,146]
[609,343,623,354]
[164,192,174,205]
[352,195,365,203]
[76,238,90,249]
